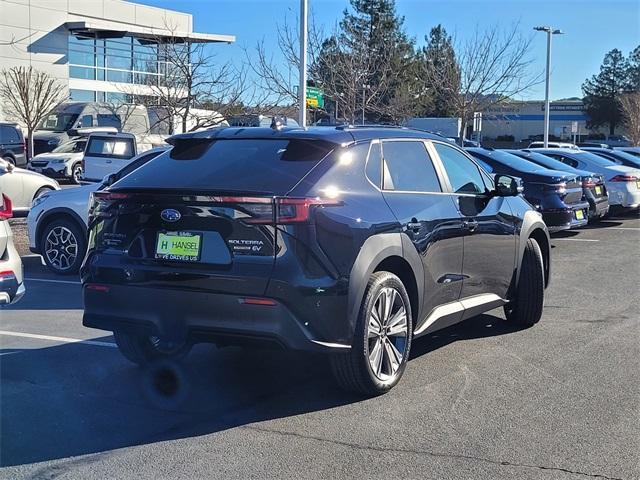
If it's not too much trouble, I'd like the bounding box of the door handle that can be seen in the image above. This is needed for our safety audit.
[463,220,478,232]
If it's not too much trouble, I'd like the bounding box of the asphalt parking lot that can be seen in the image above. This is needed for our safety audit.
[1,212,639,480]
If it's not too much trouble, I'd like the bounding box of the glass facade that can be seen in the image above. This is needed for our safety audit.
[68,33,173,87]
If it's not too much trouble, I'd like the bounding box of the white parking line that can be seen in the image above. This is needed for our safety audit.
[0,330,116,348]
[24,277,81,285]
[606,227,640,231]
[553,238,599,242]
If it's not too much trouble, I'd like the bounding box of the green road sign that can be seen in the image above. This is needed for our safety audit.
[306,86,324,109]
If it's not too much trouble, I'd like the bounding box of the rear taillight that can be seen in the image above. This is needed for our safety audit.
[610,175,638,182]
[581,177,596,188]
[221,196,341,224]
[544,183,566,194]
[0,194,13,220]
[276,197,340,224]
[239,297,278,306]
[88,191,132,222]
[0,270,16,279]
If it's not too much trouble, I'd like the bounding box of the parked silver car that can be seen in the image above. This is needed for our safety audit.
[29,137,86,184]
[28,147,169,274]
[0,193,24,305]
[0,159,60,214]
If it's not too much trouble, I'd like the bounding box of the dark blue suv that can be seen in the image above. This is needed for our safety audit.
[82,126,550,395]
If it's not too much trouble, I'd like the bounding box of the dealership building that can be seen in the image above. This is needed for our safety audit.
[481,100,591,141]
[0,0,235,113]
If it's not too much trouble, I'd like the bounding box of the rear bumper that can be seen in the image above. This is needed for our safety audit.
[606,185,640,208]
[588,196,610,219]
[542,202,589,232]
[83,284,351,352]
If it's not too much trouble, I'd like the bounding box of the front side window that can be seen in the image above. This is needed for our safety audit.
[434,143,487,195]
[546,154,579,168]
[381,141,441,192]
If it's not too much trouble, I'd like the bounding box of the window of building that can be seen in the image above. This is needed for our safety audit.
[434,143,487,194]
[69,89,96,102]
[381,141,441,192]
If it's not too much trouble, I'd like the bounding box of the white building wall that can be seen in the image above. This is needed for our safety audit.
[0,0,196,119]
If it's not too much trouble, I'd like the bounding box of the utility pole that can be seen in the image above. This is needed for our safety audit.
[534,26,564,148]
[298,0,308,128]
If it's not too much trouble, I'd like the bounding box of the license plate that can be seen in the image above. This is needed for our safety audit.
[574,209,584,220]
[636,180,640,190]
[595,186,603,195]
[155,232,202,262]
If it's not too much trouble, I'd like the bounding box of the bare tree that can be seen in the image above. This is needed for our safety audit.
[423,24,541,144]
[123,21,256,134]
[619,92,640,146]
[0,66,67,159]
[247,13,326,115]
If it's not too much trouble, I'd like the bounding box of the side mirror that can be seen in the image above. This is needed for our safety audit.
[494,174,523,197]
[102,173,117,186]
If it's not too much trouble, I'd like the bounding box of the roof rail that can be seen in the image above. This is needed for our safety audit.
[334,124,406,131]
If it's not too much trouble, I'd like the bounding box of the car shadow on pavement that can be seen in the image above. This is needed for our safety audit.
[0,313,522,468]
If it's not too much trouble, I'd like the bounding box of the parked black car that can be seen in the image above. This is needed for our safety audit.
[82,126,550,395]
[0,123,27,167]
[507,149,609,221]
[581,147,640,169]
[467,148,589,232]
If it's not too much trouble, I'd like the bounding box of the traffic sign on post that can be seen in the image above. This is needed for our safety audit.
[306,87,324,109]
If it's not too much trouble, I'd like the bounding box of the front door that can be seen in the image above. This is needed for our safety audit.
[431,142,517,301]
[374,140,465,320]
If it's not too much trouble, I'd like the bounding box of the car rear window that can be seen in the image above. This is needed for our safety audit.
[86,137,134,159]
[114,138,334,194]
[469,149,546,174]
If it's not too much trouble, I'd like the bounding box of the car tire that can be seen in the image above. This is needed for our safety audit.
[2,155,15,165]
[330,271,413,396]
[504,237,545,327]
[114,331,191,366]
[39,218,87,275]
[71,163,82,184]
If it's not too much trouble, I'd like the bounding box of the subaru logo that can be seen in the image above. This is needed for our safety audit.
[161,209,181,222]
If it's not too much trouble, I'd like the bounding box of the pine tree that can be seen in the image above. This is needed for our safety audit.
[314,0,419,123]
[627,45,640,91]
[582,49,630,135]
[420,24,459,117]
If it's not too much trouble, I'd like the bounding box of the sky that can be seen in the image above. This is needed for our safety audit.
[136,0,640,101]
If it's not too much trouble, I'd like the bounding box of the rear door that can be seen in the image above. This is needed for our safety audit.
[431,142,516,302]
[375,139,465,320]
[83,134,136,182]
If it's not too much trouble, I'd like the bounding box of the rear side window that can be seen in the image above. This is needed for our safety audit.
[86,137,134,158]
[115,139,334,194]
[365,142,382,187]
[1,126,21,144]
[381,141,441,192]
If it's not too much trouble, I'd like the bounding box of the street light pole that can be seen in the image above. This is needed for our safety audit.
[534,26,564,148]
[298,0,308,128]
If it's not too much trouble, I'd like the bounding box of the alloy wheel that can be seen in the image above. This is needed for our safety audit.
[72,165,82,183]
[367,286,409,381]
[44,226,78,271]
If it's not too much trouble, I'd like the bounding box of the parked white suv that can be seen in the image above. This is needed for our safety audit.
[0,193,25,305]
[28,147,169,274]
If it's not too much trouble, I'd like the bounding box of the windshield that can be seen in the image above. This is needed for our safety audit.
[52,140,86,153]
[38,113,79,132]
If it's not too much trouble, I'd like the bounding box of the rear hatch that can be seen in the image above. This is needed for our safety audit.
[86,137,335,296]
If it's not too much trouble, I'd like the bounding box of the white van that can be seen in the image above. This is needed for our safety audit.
[33,102,167,155]
[81,132,138,182]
